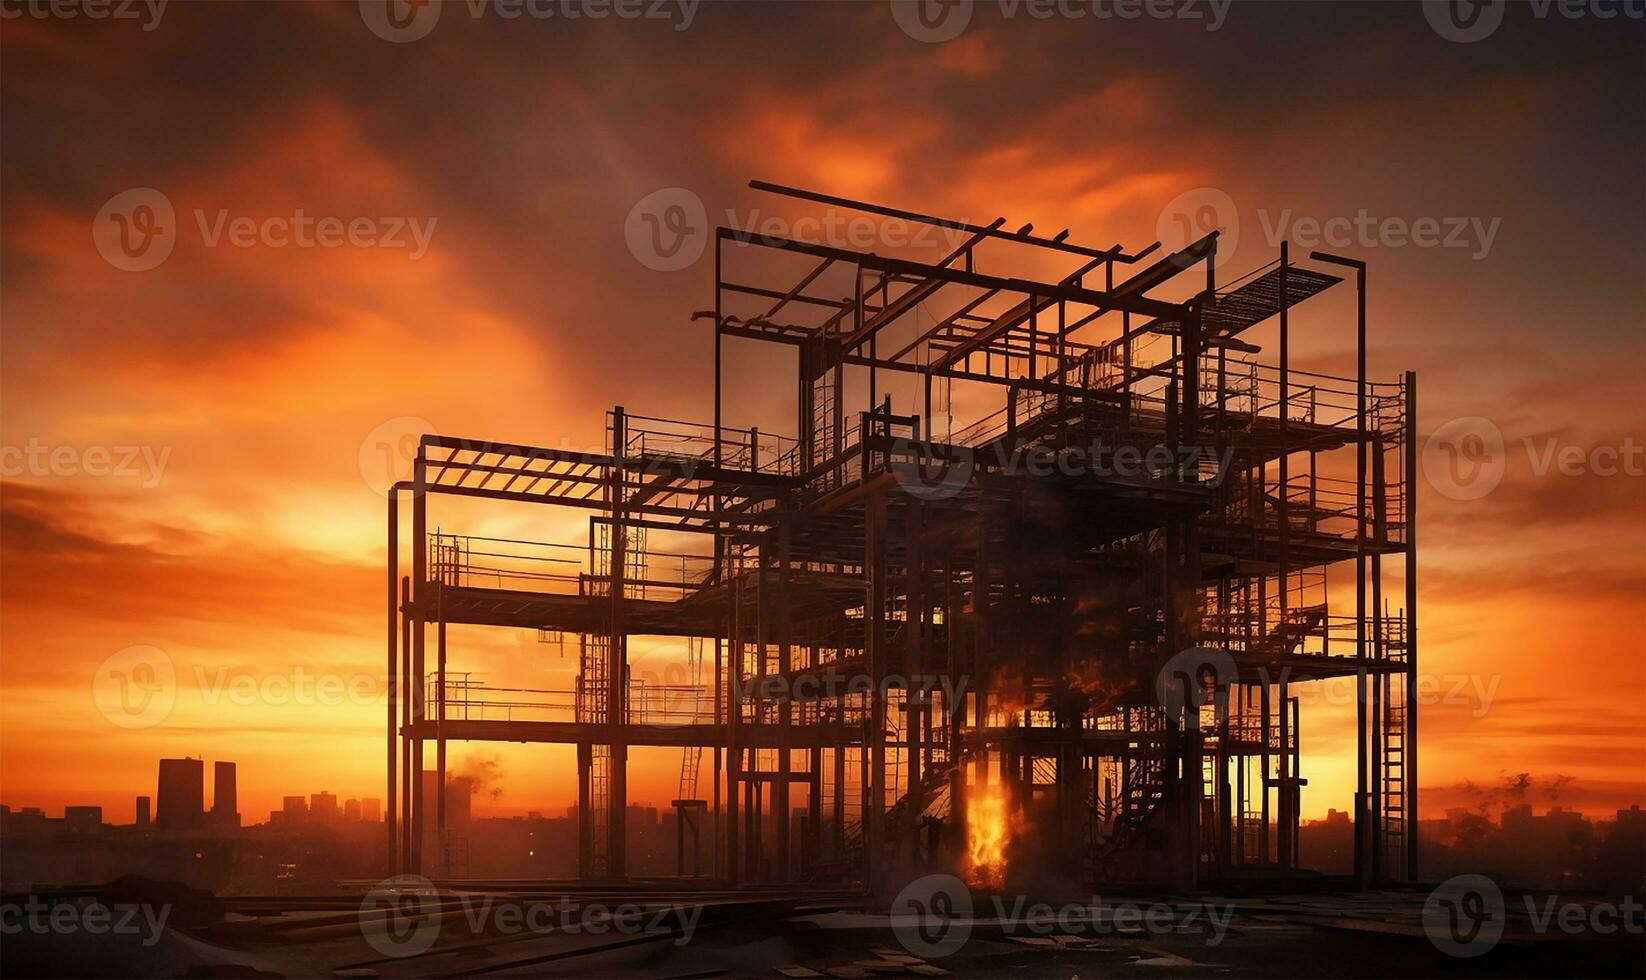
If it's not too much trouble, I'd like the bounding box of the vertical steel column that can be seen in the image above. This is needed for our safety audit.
[400,575,412,871]
[1404,370,1419,882]
[386,490,398,873]
[608,407,628,880]
[727,570,742,882]
[411,451,426,874]
[436,603,447,875]
[1275,243,1293,873]
[864,491,888,895]
[775,521,793,881]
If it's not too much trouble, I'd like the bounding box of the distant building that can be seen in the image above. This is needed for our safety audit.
[359,798,382,822]
[135,796,151,828]
[344,799,361,822]
[311,791,339,822]
[64,806,103,836]
[280,795,308,825]
[157,758,205,834]
[212,761,239,832]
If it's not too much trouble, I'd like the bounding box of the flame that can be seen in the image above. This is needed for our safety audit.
[966,783,1013,889]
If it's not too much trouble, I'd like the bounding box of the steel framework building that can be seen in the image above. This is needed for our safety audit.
[382,180,1418,894]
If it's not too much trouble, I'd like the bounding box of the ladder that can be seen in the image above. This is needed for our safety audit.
[578,632,611,877]
[1380,607,1408,879]
[677,637,707,802]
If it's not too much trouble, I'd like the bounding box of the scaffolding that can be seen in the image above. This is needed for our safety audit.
[383,180,1418,893]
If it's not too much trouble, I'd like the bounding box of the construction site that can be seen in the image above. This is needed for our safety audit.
[381,179,1420,903]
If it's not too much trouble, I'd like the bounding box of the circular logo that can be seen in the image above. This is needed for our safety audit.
[891,873,973,959]
[889,437,975,501]
[1422,416,1505,502]
[1422,0,1506,43]
[92,645,176,729]
[1154,646,1236,729]
[360,874,442,958]
[359,0,441,42]
[625,187,707,272]
[360,416,435,498]
[1422,874,1505,957]
[889,0,973,43]
[1157,187,1238,271]
[93,188,176,272]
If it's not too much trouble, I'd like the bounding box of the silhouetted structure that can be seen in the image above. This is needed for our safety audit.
[213,760,238,832]
[156,758,204,835]
[384,182,1418,893]
[135,795,151,829]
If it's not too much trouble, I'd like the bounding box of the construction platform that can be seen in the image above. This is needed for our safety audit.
[381,180,1420,898]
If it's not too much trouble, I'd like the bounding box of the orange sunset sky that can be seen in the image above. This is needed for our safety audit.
[1,2,1642,830]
